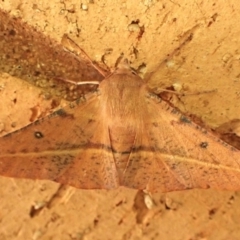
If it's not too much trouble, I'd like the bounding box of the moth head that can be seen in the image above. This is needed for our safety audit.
[115,58,137,75]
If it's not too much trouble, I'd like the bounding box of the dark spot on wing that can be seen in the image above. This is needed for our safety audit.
[56,109,68,117]
[180,115,191,124]
[56,109,74,119]
[35,131,44,139]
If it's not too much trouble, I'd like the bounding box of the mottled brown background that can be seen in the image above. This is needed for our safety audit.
[0,1,240,239]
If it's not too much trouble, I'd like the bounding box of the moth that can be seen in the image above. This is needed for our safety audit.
[1,12,240,193]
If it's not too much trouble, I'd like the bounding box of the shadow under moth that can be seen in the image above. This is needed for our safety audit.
[0,9,240,193]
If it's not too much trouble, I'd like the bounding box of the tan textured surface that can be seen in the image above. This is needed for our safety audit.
[1,1,240,239]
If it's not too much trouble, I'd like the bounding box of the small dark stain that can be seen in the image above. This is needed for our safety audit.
[200,142,208,148]
[138,25,145,40]
[93,218,99,226]
[227,195,235,205]
[34,71,41,76]
[164,202,171,210]
[130,19,140,25]
[35,131,44,139]
[118,218,123,225]
[29,204,45,218]
[88,118,94,123]
[209,208,218,218]
[9,29,16,36]
[208,13,218,27]
[115,200,123,207]
[20,148,28,153]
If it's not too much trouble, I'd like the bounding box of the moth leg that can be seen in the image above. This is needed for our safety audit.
[61,34,109,77]
[55,77,100,86]
[156,87,216,97]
